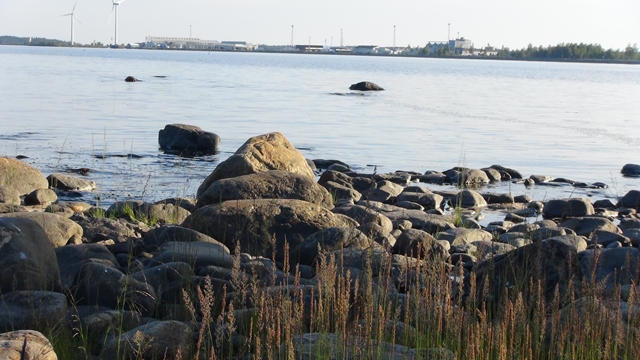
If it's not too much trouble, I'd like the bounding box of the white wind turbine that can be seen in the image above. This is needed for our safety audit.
[61,2,81,46]
[108,0,126,46]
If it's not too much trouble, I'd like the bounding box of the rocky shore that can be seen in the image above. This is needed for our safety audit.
[1,129,640,359]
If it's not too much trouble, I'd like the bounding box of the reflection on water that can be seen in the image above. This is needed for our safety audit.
[0,46,639,209]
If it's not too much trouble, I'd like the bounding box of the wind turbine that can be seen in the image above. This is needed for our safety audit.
[61,3,81,46]
[108,0,126,46]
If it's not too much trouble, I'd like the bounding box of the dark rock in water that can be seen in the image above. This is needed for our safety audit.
[618,190,640,209]
[349,81,384,91]
[158,124,220,156]
[621,163,640,177]
[124,76,140,82]
[543,198,594,219]
[489,165,522,179]
[312,159,350,169]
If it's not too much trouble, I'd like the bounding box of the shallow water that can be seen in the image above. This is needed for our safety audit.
[1,46,639,213]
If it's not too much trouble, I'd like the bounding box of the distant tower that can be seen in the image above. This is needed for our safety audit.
[291,25,294,47]
[331,36,333,47]
[393,25,396,48]
[340,29,343,47]
[448,23,451,42]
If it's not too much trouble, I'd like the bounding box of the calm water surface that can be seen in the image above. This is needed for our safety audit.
[1,46,639,210]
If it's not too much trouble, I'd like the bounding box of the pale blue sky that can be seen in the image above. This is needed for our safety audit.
[0,0,638,49]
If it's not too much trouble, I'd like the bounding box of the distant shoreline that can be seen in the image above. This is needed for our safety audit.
[2,43,639,65]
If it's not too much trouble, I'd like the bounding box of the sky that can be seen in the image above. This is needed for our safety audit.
[0,0,638,50]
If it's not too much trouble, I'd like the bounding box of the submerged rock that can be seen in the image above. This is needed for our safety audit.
[158,123,220,156]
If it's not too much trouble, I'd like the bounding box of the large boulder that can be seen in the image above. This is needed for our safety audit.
[543,198,594,218]
[142,225,222,247]
[618,190,640,209]
[158,123,220,155]
[349,81,384,91]
[0,212,82,247]
[198,170,333,209]
[152,241,233,269]
[294,227,376,266]
[621,164,640,177]
[451,189,487,208]
[100,321,192,360]
[47,173,96,191]
[196,132,314,197]
[0,291,67,333]
[0,187,20,205]
[437,228,493,246]
[0,218,62,294]
[182,199,354,261]
[0,156,48,196]
[55,243,119,290]
[580,248,640,292]
[0,330,57,360]
[559,217,619,238]
[72,216,138,243]
[392,229,449,260]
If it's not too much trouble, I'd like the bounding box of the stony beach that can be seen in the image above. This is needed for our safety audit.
[1,127,640,359]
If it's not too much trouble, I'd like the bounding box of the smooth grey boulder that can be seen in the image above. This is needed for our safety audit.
[543,198,594,218]
[621,163,640,177]
[489,164,523,179]
[622,228,640,247]
[55,243,119,289]
[318,170,354,188]
[559,217,619,238]
[0,212,82,247]
[101,321,192,360]
[131,262,195,304]
[396,191,443,210]
[591,230,631,247]
[182,199,354,261]
[544,234,588,252]
[349,81,384,91]
[152,241,233,269]
[618,190,640,209]
[294,227,377,266]
[142,225,223,247]
[437,228,493,246]
[0,218,62,293]
[451,189,487,208]
[47,173,96,191]
[332,204,393,234]
[158,123,220,155]
[72,216,138,243]
[481,167,502,182]
[197,132,314,197]
[0,187,20,205]
[0,291,67,333]
[419,171,448,184]
[461,169,490,186]
[580,248,640,292]
[393,229,449,260]
[482,193,514,204]
[322,181,362,203]
[78,309,144,354]
[24,188,57,206]
[198,170,334,209]
[0,156,48,196]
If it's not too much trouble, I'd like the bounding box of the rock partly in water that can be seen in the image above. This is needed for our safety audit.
[196,132,315,197]
[158,124,221,156]
[124,76,140,82]
[543,198,594,218]
[349,81,384,91]
[47,173,96,191]
[621,163,640,177]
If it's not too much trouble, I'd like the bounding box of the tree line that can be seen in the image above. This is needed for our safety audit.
[498,43,639,60]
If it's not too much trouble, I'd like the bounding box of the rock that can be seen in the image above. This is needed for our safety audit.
[198,170,333,209]
[621,163,640,177]
[395,201,424,211]
[131,262,194,304]
[294,227,376,266]
[142,225,223,247]
[474,240,579,308]
[530,227,565,242]
[461,169,490,186]
[580,248,640,292]
[530,174,553,184]
[349,81,384,91]
[451,189,487,208]
[196,132,314,197]
[182,199,353,261]
[124,76,140,82]
[55,243,118,289]
[78,309,143,354]
[481,167,502,182]
[0,291,67,333]
[100,321,192,360]
[472,241,516,259]
[543,198,594,218]
[317,170,353,188]
[559,217,619,238]
[618,190,640,209]
[24,188,57,206]
[47,173,96,191]
[622,228,640,247]
[396,192,443,210]
[322,181,362,203]
[482,193,514,204]
[360,187,396,203]
[0,330,57,360]
[437,228,493,246]
[544,234,588,252]
[72,216,138,243]
[0,212,83,247]
[591,230,630,247]
[146,203,191,224]
[419,171,448,184]
[0,187,20,205]
[332,204,393,234]
[152,241,233,269]
[158,124,220,155]
[0,218,62,293]
[327,163,350,172]
[154,197,196,213]
[312,159,349,170]
[73,261,157,316]
[514,194,532,203]
[0,156,48,196]
[489,165,523,179]
[393,229,449,260]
